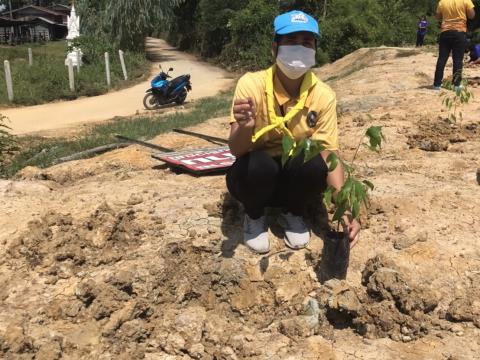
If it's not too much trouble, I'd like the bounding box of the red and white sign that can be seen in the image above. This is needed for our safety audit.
[153,146,235,173]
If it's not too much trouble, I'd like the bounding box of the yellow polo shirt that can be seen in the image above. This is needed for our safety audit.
[437,0,475,32]
[230,69,339,157]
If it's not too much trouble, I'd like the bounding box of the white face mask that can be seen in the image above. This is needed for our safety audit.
[276,45,316,79]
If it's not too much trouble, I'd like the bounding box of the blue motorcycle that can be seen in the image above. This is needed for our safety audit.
[143,65,192,110]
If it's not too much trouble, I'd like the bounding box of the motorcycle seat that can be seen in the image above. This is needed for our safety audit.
[168,75,190,90]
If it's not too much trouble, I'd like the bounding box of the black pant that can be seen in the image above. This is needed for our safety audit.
[226,151,328,219]
[416,33,425,47]
[434,30,466,87]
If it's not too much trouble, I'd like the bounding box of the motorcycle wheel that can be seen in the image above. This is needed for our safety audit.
[143,93,158,110]
[175,89,187,105]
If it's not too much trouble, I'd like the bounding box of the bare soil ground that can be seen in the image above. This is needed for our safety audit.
[4,38,233,136]
[1,47,480,359]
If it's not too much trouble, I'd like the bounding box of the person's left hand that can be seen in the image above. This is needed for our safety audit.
[342,216,361,248]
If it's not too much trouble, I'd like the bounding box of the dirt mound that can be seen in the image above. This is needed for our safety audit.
[316,47,421,84]
[0,189,333,359]
[0,193,472,359]
[2,47,480,359]
[446,272,480,328]
[8,203,142,271]
[317,255,439,342]
[407,118,479,152]
[16,146,156,185]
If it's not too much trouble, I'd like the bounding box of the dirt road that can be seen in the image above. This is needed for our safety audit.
[3,38,233,135]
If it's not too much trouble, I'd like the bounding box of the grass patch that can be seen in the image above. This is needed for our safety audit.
[0,89,233,178]
[420,45,438,54]
[395,49,421,58]
[323,49,378,83]
[0,41,150,106]
[324,62,370,83]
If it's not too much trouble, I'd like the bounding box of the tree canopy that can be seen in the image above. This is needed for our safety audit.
[165,0,480,70]
[72,0,480,69]
[76,0,182,52]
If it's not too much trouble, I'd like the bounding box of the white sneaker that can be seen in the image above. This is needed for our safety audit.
[243,215,269,254]
[278,212,310,249]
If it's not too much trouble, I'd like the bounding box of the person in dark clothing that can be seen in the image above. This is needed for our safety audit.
[433,0,476,90]
[416,16,428,47]
[467,43,480,65]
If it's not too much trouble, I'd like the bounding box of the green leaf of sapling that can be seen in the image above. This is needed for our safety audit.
[304,140,325,163]
[354,180,367,200]
[352,201,360,220]
[363,180,374,190]
[342,160,354,176]
[333,205,347,222]
[365,126,384,152]
[323,186,335,207]
[291,139,305,160]
[282,136,295,155]
[325,152,338,172]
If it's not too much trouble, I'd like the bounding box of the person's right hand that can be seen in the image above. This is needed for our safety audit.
[232,98,256,129]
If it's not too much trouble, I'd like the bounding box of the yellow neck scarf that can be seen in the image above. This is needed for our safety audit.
[252,65,318,143]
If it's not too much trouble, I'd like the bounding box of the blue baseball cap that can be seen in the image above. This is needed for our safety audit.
[274,10,320,38]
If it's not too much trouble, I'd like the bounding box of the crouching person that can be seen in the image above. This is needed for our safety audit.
[226,10,360,254]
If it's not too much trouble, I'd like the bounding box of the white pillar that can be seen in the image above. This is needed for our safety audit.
[4,60,13,102]
[76,49,81,73]
[67,58,75,91]
[119,50,128,80]
[105,52,111,87]
[28,48,33,66]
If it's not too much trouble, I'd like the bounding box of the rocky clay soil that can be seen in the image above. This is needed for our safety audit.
[1,47,480,359]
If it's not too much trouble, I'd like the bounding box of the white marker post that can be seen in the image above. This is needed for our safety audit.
[76,49,81,73]
[67,59,75,91]
[4,60,13,102]
[119,50,128,80]
[105,52,111,87]
[28,48,33,67]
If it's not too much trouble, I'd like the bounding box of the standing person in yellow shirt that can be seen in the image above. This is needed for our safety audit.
[433,0,476,90]
[226,10,360,254]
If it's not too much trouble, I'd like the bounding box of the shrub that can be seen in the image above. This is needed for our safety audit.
[0,115,17,169]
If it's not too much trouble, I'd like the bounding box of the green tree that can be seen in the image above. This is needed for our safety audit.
[167,0,200,50]
[220,0,277,69]
[278,0,323,14]
[196,0,249,57]
[76,0,110,39]
[319,0,386,61]
[107,0,183,51]
[77,0,182,52]
[165,0,480,69]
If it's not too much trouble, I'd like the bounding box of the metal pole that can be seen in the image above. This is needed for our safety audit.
[172,129,228,144]
[4,60,13,102]
[8,0,12,20]
[104,52,111,87]
[68,59,75,91]
[114,134,173,152]
[119,50,128,80]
